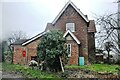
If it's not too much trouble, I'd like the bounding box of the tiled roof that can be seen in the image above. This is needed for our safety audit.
[11,39,29,45]
[11,32,46,46]
[45,23,54,31]
[88,20,96,33]
[22,32,46,46]
[45,23,60,32]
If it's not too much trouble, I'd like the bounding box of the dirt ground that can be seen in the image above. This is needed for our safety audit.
[2,71,23,78]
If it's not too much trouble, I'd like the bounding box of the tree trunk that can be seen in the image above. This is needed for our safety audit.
[107,50,110,64]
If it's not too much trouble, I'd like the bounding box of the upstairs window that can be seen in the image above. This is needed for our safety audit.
[66,23,75,32]
[67,44,71,57]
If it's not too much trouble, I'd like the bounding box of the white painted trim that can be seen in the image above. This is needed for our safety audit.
[63,30,80,44]
[22,32,46,46]
[52,0,89,24]
[67,43,71,57]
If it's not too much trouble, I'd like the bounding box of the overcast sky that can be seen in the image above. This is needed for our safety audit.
[0,0,118,41]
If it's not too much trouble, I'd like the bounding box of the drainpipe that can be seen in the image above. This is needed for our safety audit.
[78,44,80,65]
[26,48,28,65]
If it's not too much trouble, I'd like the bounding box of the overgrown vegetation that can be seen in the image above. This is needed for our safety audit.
[2,62,58,78]
[37,30,68,72]
[65,64,120,75]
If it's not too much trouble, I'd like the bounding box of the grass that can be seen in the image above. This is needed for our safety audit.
[65,64,120,75]
[2,62,120,78]
[2,62,58,78]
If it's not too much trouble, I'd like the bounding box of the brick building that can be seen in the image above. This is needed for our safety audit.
[11,1,96,65]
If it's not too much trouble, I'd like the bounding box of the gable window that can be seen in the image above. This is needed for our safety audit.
[66,23,75,32]
[67,44,71,57]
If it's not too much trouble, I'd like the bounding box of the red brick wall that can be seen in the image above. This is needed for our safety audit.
[53,5,89,64]
[13,45,26,65]
[67,40,79,65]
[13,39,40,65]
[88,33,95,63]
[26,39,40,64]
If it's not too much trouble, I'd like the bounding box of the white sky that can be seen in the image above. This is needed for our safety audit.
[0,0,118,41]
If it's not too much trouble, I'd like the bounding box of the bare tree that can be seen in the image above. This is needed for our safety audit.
[8,30,28,44]
[96,13,120,56]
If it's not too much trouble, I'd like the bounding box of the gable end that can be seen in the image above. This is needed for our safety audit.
[52,0,89,25]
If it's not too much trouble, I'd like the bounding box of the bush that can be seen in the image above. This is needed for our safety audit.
[37,30,68,72]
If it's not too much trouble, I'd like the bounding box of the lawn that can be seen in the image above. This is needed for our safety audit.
[2,63,120,78]
[2,62,58,78]
[65,64,120,75]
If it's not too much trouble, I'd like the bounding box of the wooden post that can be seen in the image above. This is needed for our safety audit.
[26,48,28,65]
[59,56,64,72]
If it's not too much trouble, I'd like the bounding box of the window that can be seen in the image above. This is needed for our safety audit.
[66,23,75,32]
[31,56,37,61]
[67,44,71,57]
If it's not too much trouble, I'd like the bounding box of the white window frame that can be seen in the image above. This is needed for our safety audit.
[66,23,75,32]
[67,43,71,57]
